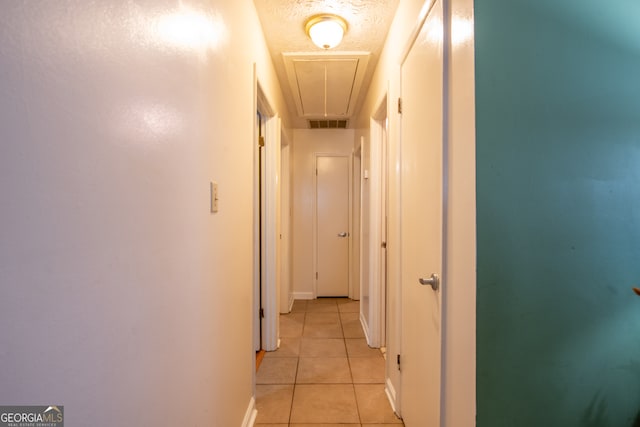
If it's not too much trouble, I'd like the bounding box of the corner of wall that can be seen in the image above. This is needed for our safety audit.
[241,397,258,427]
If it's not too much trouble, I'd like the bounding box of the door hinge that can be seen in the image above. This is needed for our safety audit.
[397,354,401,370]
[397,97,402,114]
[259,308,265,318]
[316,272,318,280]
[381,241,387,249]
[259,136,265,147]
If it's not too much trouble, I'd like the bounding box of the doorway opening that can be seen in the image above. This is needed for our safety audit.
[361,95,389,349]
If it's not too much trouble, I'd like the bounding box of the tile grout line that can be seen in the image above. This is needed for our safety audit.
[341,306,364,424]
[288,359,299,425]
[287,304,304,426]
[258,298,401,425]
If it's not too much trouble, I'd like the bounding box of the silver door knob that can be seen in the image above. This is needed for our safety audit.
[337,232,348,237]
[419,273,440,291]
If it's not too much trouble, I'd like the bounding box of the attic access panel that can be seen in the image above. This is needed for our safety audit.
[295,59,356,116]
[283,52,370,119]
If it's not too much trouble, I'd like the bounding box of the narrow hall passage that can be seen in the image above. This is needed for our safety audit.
[255,298,403,426]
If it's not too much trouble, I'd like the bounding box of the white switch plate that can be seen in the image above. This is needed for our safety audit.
[211,181,219,213]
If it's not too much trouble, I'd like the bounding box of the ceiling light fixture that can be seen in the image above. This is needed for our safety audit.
[305,14,348,50]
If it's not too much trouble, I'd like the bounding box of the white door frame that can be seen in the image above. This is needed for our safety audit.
[263,114,280,350]
[254,79,279,352]
[365,101,388,348]
[352,144,362,302]
[359,136,369,312]
[253,108,261,353]
[280,132,293,313]
[312,153,353,298]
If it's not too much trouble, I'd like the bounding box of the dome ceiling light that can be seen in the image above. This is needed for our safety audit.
[305,14,348,49]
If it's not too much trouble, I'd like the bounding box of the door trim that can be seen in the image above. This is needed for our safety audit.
[365,95,389,349]
[254,79,279,353]
[312,153,353,298]
[352,143,362,302]
[262,114,280,351]
[279,133,293,313]
[400,0,438,64]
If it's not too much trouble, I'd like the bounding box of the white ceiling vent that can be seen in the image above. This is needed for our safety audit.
[308,119,348,129]
[283,52,370,119]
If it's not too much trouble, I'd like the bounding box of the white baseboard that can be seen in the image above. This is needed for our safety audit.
[241,396,257,427]
[360,311,372,346]
[385,377,400,417]
[292,291,314,300]
[281,294,295,314]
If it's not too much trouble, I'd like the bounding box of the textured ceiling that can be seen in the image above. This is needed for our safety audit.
[254,0,399,128]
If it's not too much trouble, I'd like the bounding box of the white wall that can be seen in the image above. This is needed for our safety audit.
[291,129,354,299]
[353,0,476,424]
[0,1,289,425]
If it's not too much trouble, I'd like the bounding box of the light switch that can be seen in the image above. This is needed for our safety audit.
[211,181,219,213]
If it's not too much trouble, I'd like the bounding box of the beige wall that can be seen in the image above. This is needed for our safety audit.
[291,129,355,298]
[0,1,289,425]
[353,0,476,424]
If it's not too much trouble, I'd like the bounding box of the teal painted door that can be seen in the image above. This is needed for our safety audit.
[475,0,640,426]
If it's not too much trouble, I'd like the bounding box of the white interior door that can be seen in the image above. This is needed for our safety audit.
[380,117,388,348]
[316,155,350,297]
[400,0,444,425]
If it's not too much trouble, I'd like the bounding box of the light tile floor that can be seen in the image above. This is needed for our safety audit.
[256,298,404,427]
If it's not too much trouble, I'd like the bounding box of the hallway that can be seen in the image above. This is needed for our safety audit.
[0,1,478,425]
[255,298,403,426]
